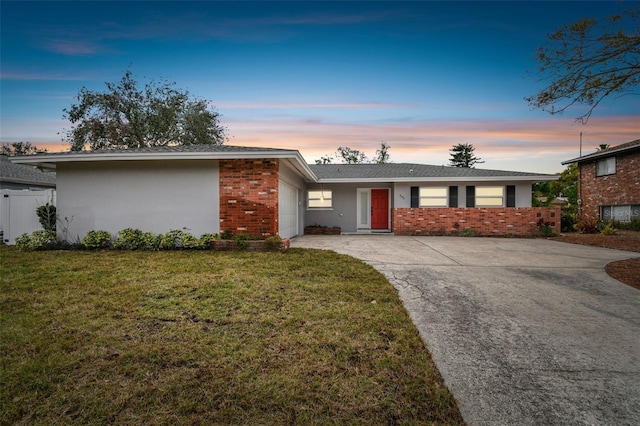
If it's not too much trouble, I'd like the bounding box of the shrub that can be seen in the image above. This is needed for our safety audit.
[265,235,282,249]
[233,233,251,250]
[15,230,57,251]
[612,218,640,231]
[460,229,475,237]
[82,230,112,250]
[157,229,182,250]
[36,203,56,232]
[157,228,201,250]
[601,223,617,235]
[181,232,201,249]
[561,211,577,233]
[199,233,219,248]
[114,228,158,250]
[221,230,234,240]
[576,217,600,234]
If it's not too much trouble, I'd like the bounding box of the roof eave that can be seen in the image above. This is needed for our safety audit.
[11,149,317,174]
[317,175,557,183]
[0,178,56,187]
[562,145,640,165]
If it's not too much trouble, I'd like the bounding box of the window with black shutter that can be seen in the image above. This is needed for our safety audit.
[449,186,458,207]
[506,185,516,207]
[466,186,475,207]
[410,186,419,208]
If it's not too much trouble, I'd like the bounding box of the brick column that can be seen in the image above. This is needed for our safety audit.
[219,159,279,237]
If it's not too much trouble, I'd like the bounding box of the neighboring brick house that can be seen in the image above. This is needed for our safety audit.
[562,139,640,222]
[12,145,558,241]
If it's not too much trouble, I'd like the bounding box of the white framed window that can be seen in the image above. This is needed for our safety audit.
[308,189,332,209]
[596,157,616,176]
[601,204,640,222]
[476,186,504,207]
[419,187,448,207]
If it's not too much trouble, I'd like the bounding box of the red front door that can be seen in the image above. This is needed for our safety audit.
[371,189,389,229]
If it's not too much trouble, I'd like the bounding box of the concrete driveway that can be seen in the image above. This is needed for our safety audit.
[291,235,640,425]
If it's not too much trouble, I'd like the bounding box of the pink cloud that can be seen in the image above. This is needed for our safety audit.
[8,114,638,174]
[224,115,639,173]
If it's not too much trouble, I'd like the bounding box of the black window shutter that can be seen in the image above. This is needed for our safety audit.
[410,186,419,208]
[506,185,516,207]
[449,186,458,207]
[466,186,475,207]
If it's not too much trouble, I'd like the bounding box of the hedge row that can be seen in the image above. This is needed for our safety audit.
[15,228,219,251]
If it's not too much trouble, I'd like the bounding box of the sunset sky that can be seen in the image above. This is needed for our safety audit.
[1,1,638,174]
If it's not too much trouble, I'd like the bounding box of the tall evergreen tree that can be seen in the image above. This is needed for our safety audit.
[449,143,484,168]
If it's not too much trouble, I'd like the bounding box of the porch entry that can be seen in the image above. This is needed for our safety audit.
[357,188,389,230]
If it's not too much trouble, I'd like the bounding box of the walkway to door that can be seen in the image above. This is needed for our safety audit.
[291,235,640,425]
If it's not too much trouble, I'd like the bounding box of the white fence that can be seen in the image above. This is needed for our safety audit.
[1,189,56,245]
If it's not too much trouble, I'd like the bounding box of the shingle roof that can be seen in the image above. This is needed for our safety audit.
[0,155,56,187]
[309,163,555,180]
[562,139,640,164]
[18,144,296,158]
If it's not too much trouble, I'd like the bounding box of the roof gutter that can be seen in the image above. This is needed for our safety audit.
[317,175,558,183]
[562,144,640,165]
[11,149,319,181]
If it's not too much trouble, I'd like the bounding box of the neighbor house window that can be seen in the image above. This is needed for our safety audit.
[601,205,640,222]
[419,187,448,207]
[596,157,616,176]
[476,186,504,207]
[308,189,332,208]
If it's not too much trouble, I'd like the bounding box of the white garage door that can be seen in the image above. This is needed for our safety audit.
[278,180,298,239]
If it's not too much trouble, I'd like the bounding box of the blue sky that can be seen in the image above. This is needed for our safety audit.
[1,1,638,173]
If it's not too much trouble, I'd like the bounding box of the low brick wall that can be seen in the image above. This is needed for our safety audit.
[210,238,290,252]
[393,207,560,237]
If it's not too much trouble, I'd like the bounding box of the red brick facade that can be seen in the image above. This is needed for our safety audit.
[219,159,279,237]
[578,149,640,219]
[393,207,560,236]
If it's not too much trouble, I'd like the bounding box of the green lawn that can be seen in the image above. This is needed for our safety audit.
[0,246,464,425]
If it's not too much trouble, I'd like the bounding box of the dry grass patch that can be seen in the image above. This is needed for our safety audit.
[1,246,463,425]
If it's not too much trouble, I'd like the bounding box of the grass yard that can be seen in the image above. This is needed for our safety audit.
[0,246,464,425]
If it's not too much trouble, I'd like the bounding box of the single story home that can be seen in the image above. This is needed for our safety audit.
[562,139,640,222]
[1,154,56,190]
[12,145,559,240]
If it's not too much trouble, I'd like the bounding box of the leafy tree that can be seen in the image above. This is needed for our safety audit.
[315,154,335,164]
[532,164,578,206]
[553,163,579,231]
[526,6,640,123]
[532,181,554,207]
[337,146,368,164]
[449,143,484,168]
[315,142,391,164]
[63,70,227,151]
[551,163,578,205]
[372,141,391,164]
[1,142,48,156]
